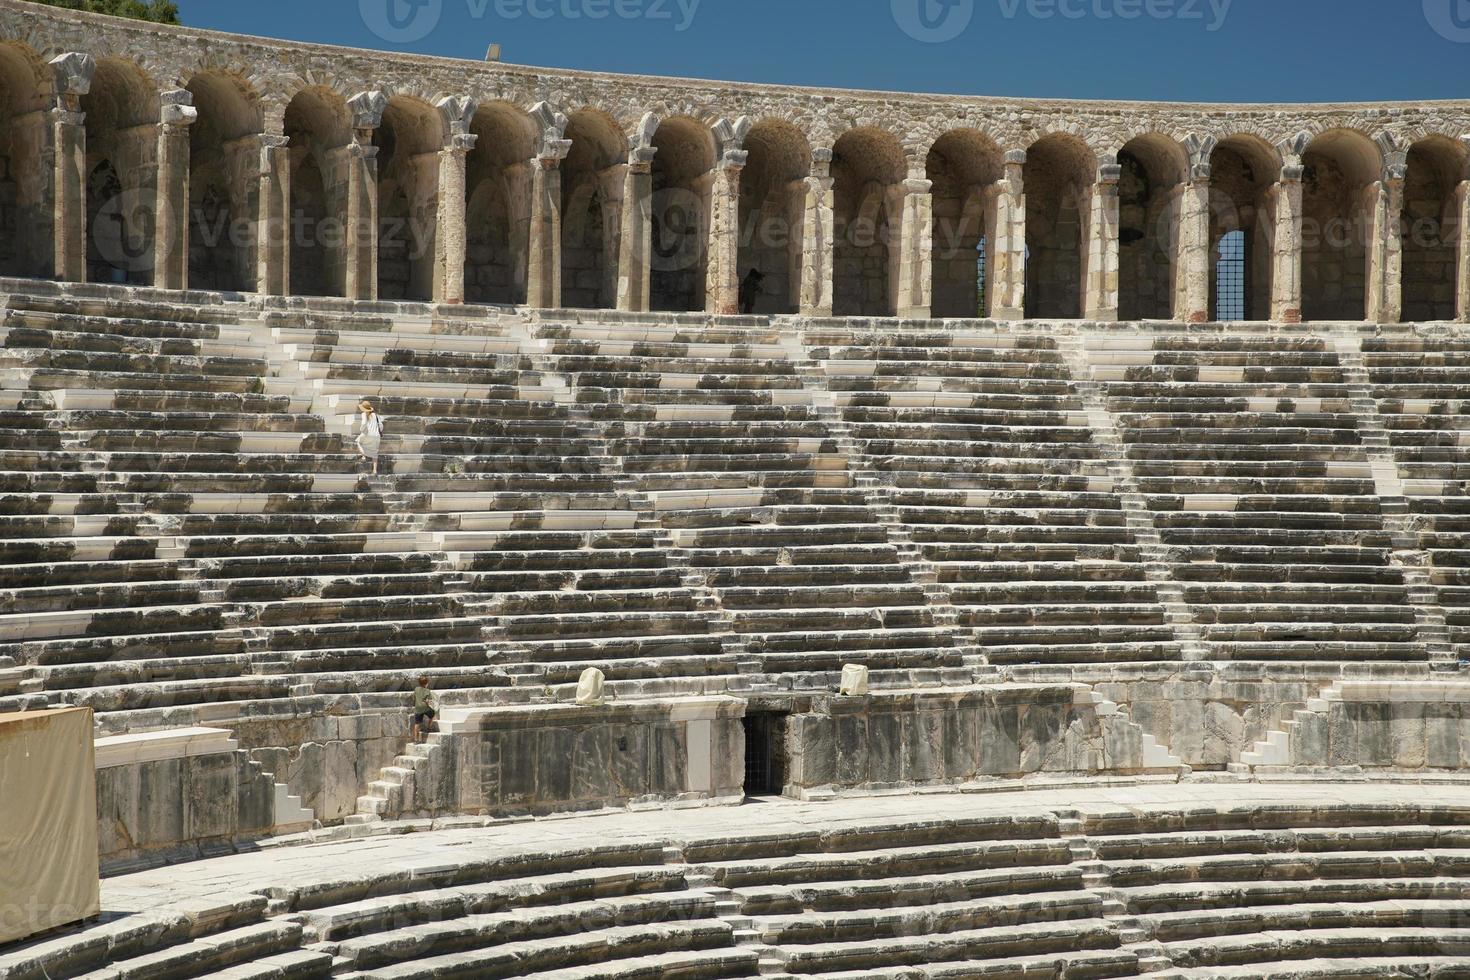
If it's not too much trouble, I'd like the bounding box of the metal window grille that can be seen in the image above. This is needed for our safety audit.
[1215,230,1246,321]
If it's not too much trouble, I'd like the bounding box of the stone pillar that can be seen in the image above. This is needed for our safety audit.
[1082,163,1120,321]
[525,102,570,310]
[1456,179,1470,323]
[1178,165,1212,323]
[705,150,747,314]
[987,149,1026,321]
[256,132,291,296]
[48,53,94,284]
[799,147,834,317]
[1270,163,1304,324]
[152,89,197,291]
[344,91,386,302]
[1367,158,1405,324]
[616,146,656,313]
[432,96,476,306]
[894,168,933,319]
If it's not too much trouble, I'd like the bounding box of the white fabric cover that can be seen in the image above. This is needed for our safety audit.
[839,664,870,697]
[0,707,100,945]
[575,667,606,706]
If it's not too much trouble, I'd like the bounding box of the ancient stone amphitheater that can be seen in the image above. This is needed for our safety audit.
[4,1,1470,977]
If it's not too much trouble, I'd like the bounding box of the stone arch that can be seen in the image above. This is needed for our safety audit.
[1301,128,1381,322]
[375,95,440,301]
[738,117,809,315]
[832,126,905,317]
[465,100,535,305]
[1401,135,1466,322]
[184,70,260,292]
[1117,134,1187,321]
[0,42,51,278]
[1208,134,1279,321]
[650,114,715,312]
[81,57,158,285]
[284,85,351,297]
[926,128,1002,318]
[560,107,623,310]
[1024,133,1095,319]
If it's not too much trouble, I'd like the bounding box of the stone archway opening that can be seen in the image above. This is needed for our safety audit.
[832,127,905,318]
[375,97,440,302]
[649,116,714,312]
[1024,134,1095,319]
[560,108,623,311]
[1208,135,1278,322]
[284,87,351,297]
[927,129,1002,319]
[0,43,52,279]
[736,119,808,316]
[185,71,259,293]
[81,58,158,286]
[465,102,535,306]
[1117,135,1186,321]
[1301,129,1380,322]
[1402,136,1466,322]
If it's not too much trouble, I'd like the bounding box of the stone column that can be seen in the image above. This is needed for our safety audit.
[705,150,747,314]
[256,133,291,296]
[344,91,386,302]
[1366,157,1405,324]
[525,102,570,310]
[1456,178,1470,323]
[798,147,834,317]
[432,96,477,306]
[987,149,1026,321]
[1270,163,1304,324]
[894,168,933,319]
[48,53,94,284]
[1082,163,1121,321]
[616,146,656,313]
[152,89,197,291]
[1178,164,1212,323]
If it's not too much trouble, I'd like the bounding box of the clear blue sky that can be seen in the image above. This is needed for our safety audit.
[172,0,1468,104]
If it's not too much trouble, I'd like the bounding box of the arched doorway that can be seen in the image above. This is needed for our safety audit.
[1402,136,1467,322]
[560,108,623,311]
[465,102,535,306]
[375,97,439,301]
[1301,129,1380,322]
[831,127,905,317]
[649,116,715,312]
[736,119,809,316]
[926,129,1002,318]
[1024,134,1095,319]
[1117,135,1187,321]
[0,43,52,279]
[284,87,351,297]
[185,71,260,292]
[81,58,158,285]
[1207,135,1279,321]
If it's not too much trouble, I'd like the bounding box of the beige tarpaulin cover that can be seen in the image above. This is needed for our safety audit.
[0,707,100,945]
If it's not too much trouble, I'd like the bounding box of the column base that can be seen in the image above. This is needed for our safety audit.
[896,306,931,320]
[990,306,1024,322]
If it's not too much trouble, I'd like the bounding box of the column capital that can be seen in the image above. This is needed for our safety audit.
[447,132,478,155]
[49,52,94,105]
[628,145,657,171]
[1279,163,1305,184]
[436,95,477,139]
[1096,163,1122,186]
[347,90,388,130]
[810,147,833,177]
[1003,149,1027,167]
[159,88,197,128]
[347,141,380,161]
[716,149,748,172]
[1189,162,1212,183]
[536,140,571,168]
[903,176,933,195]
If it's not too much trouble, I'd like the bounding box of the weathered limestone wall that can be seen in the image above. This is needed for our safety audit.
[1280,682,1470,772]
[782,685,1175,798]
[93,728,312,874]
[443,697,747,817]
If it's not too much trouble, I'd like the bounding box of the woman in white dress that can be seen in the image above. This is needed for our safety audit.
[356,400,384,475]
